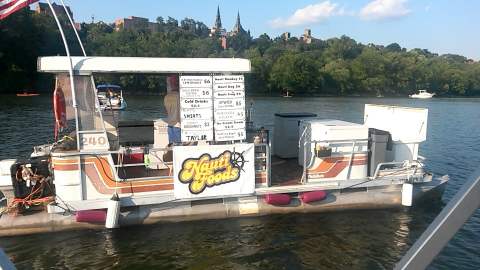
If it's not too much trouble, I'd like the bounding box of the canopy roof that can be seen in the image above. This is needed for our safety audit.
[97,84,121,89]
[37,56,251,74]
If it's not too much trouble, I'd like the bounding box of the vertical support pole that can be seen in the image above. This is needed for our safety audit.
[59,0,108,135]
[59,0,86,56]
[46,0,83,199]
[346,140,356,180]
[302,141,307,184]
[46,0,80,149]
[266,143,271,187]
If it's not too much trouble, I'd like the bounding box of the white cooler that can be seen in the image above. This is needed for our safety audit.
[298,120,369,180]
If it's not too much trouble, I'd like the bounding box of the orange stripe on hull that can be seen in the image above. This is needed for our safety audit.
[53,157,174,195]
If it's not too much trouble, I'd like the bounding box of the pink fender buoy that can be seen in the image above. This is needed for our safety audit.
[76,210,107,223]
[300,190,327,203]
[264,193,291,205]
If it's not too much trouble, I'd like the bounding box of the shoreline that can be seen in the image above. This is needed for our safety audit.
[3,93,480,98]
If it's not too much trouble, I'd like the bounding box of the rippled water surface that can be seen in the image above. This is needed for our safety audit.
[1,95,479,269]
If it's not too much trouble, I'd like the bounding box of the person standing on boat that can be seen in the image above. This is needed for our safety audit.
[164,75,181,144]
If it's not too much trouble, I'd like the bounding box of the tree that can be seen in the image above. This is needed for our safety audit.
[166,17,178,28]
[1,12,479,97]
[385,43,402,52]
[180,18,196,32]
[252,33,272,56]
[269,53,322,95]
[322,60,352,95]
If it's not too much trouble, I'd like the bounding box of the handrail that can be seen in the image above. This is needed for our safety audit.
[395,169,480,269]
[0,248,15,270]
[302,139,369,183]
[372,161,407,179]
[51,147,170,157]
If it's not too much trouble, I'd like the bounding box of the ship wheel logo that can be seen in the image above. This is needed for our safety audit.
[230,148,249,171]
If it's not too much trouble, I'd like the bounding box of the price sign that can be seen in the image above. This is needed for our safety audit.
[215,129,246,141]
[213,75,246,141]
[215,120,245,131]
[181,98,212,109]
[214,109,245,121]
[180,76,214,142]
[181,120,213,130]
[180,76,212,88]
[214,98,244,110]
[213,83,245,91]
[180,88,212,99]
[213,75,244,84]
[213,90,245,99]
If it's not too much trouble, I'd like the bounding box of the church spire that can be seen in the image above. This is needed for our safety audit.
[232,10,245,34]
[235,11,241,28]
[215,5,222,29]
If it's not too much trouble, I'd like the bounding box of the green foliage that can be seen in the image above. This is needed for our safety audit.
[269,52,321,95]
[1,10,480,96]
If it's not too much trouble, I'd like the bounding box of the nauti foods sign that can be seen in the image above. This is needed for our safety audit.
[173,144,255,199]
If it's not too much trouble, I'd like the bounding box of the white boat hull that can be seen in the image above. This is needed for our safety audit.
[0,177,447,236]
[409,95,434,99]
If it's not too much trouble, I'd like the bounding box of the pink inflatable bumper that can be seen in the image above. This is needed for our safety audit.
[300,190,327,203]
[75,210,107,223]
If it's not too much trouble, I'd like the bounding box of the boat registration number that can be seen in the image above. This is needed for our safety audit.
[80,133,109,151]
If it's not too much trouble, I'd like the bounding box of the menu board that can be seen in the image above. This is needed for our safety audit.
[179,76,213,142]
[213,75,246,141]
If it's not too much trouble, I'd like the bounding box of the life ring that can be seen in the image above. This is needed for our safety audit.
[53,86,67,140]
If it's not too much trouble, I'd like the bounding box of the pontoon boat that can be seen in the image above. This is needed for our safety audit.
[0,56,447,236]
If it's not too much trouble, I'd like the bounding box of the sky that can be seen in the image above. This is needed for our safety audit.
[45,0,479,60]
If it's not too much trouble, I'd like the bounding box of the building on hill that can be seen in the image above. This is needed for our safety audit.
[229,12,246,36]
[114,16,158,32]
[209,6,226,38]
[35,2,81,30]
[282,32,291,41]
[36,2,73,18]
[209,7,251,49]
[300,28,313,44]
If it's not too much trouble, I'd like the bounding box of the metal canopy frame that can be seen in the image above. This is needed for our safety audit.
[37,56,252,74]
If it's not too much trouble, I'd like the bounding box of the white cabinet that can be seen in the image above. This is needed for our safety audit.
[273,113,317,158]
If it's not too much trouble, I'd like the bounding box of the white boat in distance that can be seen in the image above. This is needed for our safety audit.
[409,90,435,99]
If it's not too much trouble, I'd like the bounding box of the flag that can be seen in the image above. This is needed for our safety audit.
[0,0,39,20]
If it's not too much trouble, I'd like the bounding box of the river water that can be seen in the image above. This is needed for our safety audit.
[0,96,479,269]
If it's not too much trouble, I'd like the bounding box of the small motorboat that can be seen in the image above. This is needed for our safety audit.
[16,90,40,97]
[409,90,435,99]
[97,84,127,110]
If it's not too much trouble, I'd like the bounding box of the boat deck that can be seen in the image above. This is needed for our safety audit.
[270,156,303,186]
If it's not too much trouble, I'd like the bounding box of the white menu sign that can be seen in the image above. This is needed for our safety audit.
[180,76,213,142]
[213,75,246,141]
